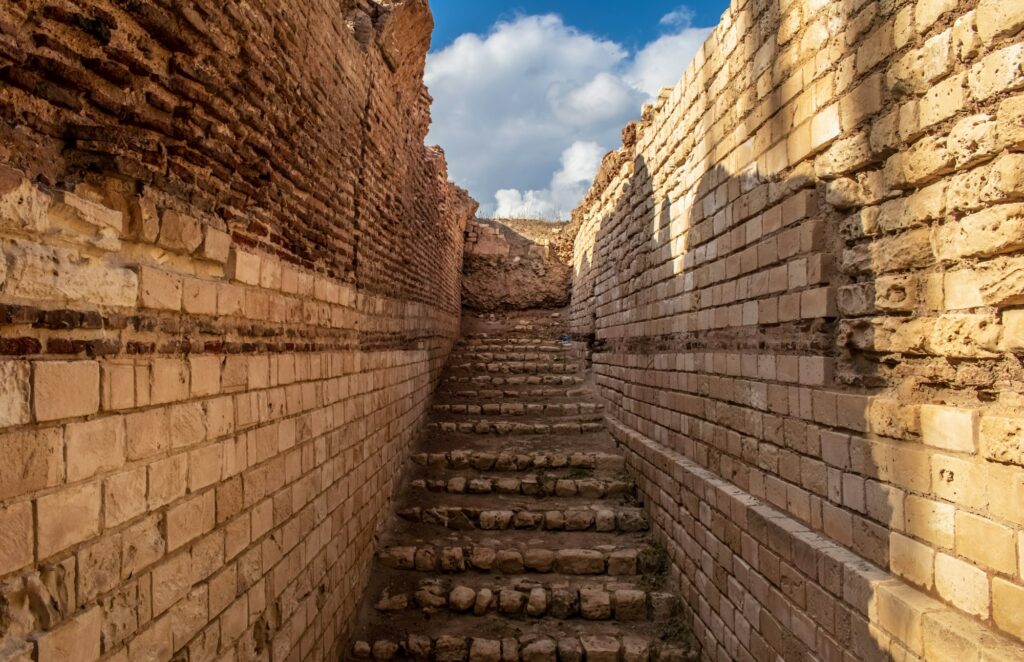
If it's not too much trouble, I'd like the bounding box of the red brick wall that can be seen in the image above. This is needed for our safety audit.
[0,1,476,661]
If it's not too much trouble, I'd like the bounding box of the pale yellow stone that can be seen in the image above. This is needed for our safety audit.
[956,511,1017,574]
[890,531,935,590]
[905,495,955,548]
[976,0,1024,45]
[980,415,1024,466]
[936,552,990,618]
[993,578,1024,640]
[920,404,978,452]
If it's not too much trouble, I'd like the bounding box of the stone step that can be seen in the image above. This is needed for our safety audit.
[350,631,695,662]
[425,420,604,435]
[395,505,649,533]
[457,336,569,344]
[437,387,592,400]
[411,450,625,473]
[445,362,580,374]
[372,577,677,622]
[449,349,579,357]
[448,352,575,362]
[431,402,602,416]
[377,544,649,576]
[452,348,569,357]
[442,374,585,386]
[410,474,631,499]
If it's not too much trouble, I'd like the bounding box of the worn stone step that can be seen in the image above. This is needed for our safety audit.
[350,631,695,662]
[451,349,569,358]
[431,402,602,416]
[448,352,575,362]
[446,362,579,375]
[409,474,631,499]
[377,544,649,576]
[426,419,604,435]
[458,336,569,344]
[436,387,592,400]
[411,449,625,473]
[396,505,649,532]
[454,345,570,354]
[442,374,585,386]
[372,577,677,622]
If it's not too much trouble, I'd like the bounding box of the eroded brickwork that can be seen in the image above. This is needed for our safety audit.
[571,0,1024,659]
[462,219,572,312]
[0,1,476,661]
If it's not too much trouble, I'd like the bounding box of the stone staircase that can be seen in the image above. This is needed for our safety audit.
[346,310,697,662]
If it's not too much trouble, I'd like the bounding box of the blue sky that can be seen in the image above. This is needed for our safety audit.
[424,2,730,219]
[430,2,730,52]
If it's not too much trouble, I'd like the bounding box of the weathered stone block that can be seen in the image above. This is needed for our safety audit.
[956,511,1016,574]
[920,405,978,452]
[226,249,260,285]
[980,415,1024,466]
[3,242,138,307]
[34,360,100,422]
[201,227,231,263]
[0,164,51,233]
[0,361,30,428]
[934,204,1024,262]
[166,491,215,551]
[104,466,147,527]
[994,578,1024,640]
[0,502,33,575]
[157,210,202,254]
[935,552,990,618]
[976,0,1024,45]
[66,416,126,482]
[35,606,102,662]
[37,482,102,558]
[969,43,1024,101]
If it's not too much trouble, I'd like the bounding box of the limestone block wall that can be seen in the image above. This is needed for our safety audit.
[0,1,475,661]
[571,0,1024,659]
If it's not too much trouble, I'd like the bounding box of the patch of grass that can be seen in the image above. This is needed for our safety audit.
[639,541,669,575]
[660,614,699,652]
[620,480,640,506]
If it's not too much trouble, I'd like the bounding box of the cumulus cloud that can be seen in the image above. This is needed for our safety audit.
[495,141,605,218]
[425,10,713,219]
[660,6,695,27]
[626,25,713,97]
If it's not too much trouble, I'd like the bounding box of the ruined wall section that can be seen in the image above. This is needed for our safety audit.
[462,218,572,311]
[0,1,476,661]
[571,0,1024,660]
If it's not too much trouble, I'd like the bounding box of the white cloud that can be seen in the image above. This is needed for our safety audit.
[660,6,695,27]
[626,26,712,98]
[426,11,713,219]
[495,141,605,218]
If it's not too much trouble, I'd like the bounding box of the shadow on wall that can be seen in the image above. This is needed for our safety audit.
[573,135,937,659]
[568,0,1024,651]
[461,218,572,311]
